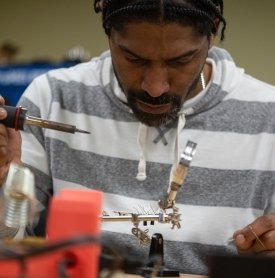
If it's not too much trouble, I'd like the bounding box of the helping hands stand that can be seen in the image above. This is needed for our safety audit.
[102,141,197,276]
[102,141,197,245]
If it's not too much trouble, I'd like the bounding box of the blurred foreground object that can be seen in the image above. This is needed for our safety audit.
[0,189,102,278]
[3,163,35,228]
[209,255,275,278]
[0,42,19,66]
[64,45,91,63]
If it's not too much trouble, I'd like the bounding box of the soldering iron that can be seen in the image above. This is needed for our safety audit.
[0,105,90,134]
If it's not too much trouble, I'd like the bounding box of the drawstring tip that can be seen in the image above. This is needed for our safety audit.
[136,173,147,181]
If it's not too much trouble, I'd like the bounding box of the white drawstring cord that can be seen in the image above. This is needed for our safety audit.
[175,113,187,165]
[136,124,148,181]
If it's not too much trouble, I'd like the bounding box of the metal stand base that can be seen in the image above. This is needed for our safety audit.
[144,233,180,277]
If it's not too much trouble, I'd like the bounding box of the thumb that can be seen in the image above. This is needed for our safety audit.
[234,233,251,250]
[233,229,256,254]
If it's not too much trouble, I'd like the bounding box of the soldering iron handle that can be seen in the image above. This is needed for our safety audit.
[0,105,27,131]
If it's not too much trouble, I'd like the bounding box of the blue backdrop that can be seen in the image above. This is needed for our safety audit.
[0,62,77,106]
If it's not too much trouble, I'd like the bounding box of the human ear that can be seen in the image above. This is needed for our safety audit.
[209,32,217,49]
[209,18,220,48]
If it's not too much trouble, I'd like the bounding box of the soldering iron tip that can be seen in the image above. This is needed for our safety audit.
[75,128,91,134]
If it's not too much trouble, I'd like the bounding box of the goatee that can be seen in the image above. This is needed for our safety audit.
[126,90,181,127]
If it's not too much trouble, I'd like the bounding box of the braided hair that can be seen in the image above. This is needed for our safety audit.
[94,0,226,41]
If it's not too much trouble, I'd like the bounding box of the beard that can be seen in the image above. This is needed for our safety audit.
[113,66,202,127]
[126,89,181,127]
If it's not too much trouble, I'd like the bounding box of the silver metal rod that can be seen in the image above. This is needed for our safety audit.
[25,115,90,134]
[102,214,168,223]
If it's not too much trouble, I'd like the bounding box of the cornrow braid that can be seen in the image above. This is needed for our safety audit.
[166,5,217,36]
[193,0,226,40]
[212,0,224,14]
[94,0,100,12]
[102,3,158,33]
[93,0,226,41]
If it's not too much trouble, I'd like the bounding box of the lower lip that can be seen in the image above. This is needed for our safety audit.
[136,101,171,114]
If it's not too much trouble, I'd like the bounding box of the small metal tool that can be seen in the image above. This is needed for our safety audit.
[0,105,90,134]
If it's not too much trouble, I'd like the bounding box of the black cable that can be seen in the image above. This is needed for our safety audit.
[0,235,99,260]
[0,235,164,278]
[0,235,100,278]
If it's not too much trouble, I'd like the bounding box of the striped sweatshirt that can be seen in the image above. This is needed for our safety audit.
[17,47,275,275]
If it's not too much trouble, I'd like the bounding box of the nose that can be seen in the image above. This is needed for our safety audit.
[141,65,170,97]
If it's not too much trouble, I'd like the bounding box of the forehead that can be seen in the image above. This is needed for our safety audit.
[110,22,207,59]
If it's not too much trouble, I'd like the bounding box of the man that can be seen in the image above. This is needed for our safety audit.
[0,0,275,274]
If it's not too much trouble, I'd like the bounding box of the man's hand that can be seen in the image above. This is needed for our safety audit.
[233,214,275,256]
[0,96,21,184]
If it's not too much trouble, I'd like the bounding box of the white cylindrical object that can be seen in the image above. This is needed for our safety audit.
[4,163,35,228]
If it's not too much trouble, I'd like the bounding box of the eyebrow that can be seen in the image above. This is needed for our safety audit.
[119,45,199,62]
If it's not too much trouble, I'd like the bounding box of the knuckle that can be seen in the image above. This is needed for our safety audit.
[0,135,8,146]
[263,231,273,241]
[261,232,275,250]
[261,214,275,230]
[0,146,9,157]
[0,126,7,136]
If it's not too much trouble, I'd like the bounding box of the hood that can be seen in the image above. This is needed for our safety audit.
[97,47,244,180]
[179,47,244,117]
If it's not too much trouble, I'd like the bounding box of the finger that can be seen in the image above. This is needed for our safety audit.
[0,127,21,185]
[257,250,275,257]
[0,126,19,166]
[234,215,275,249]
[0,107,7,120]
[0,125,8,148]
[234,232,266,255]
[0,95,5,105]
[7,128,22,163]
[0,95,7,121]
[233,233,254,255]
[253,230,275,253]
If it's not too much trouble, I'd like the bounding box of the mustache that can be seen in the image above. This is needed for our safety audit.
[127,89,180,105]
